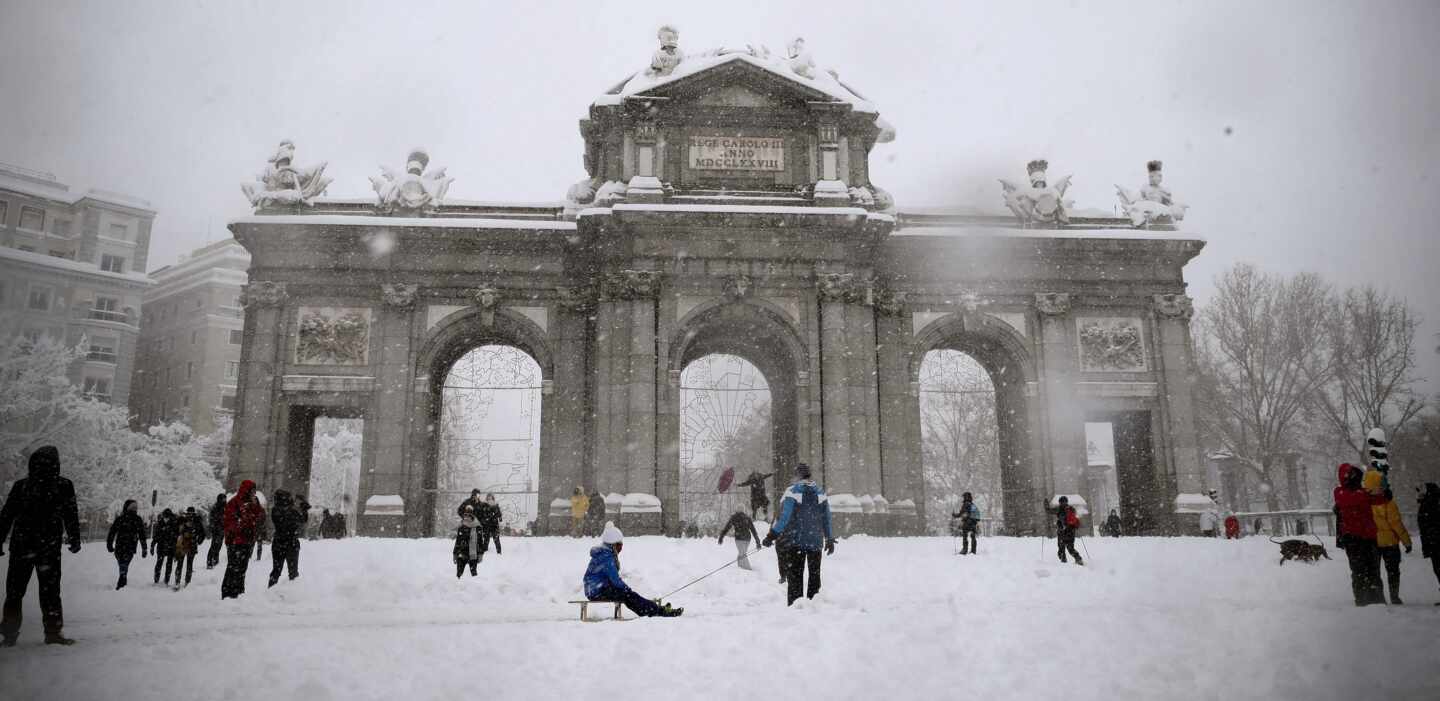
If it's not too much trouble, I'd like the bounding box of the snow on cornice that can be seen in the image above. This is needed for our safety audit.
[593,50,878,114]
[228,214,575,231]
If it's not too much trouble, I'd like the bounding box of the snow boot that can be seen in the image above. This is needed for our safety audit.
[44,634,76,646]
[1390,595,1404,605]
[1,636,15,648]
[116,575,127,590]
[658,602,683,617]
[267,574,279,588]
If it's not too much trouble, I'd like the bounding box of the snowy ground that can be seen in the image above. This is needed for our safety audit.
[2,535,1437,701]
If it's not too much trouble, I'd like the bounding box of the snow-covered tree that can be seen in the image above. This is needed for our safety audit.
[919,350,1000,534]
[308,417,363,530]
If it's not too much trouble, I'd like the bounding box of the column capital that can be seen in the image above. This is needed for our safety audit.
[240,281,287,308]
[1152,293,1195,320]
[601,270,663,300]
[555,284,598,313]
[1034,292,1071,316]
[380,283,419,308]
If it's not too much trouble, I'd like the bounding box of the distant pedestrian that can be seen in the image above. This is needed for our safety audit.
[1199,493,1220,538]
[718,510,762,570]
[477,493,502,558]
[1417,482,1440,602]
[173,507,206,589]
[268,490,309,587]
[1053,496,1084,565]
[0,446,82,646]
[107,499,148,590]
[1333,463,1384,606]
[152,509,180,586]
[1104,509,1123,538]
[454,506,481,577]
[333,512,347,538]
[457,489,485,519]
[582,522,682,617]
[738,471,775,520]
[955,492,980,555]
[1224,513,1241,540]
[584,489,604,537]
[205,493,226,569]
[762,463,833,605]
[569,487,589,537]
[1369,477,1412,605]
[221,480,266,599]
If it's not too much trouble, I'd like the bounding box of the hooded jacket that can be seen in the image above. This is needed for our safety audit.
[771,480,834,552]
[1418,483,1440,559]
[719,511,762,542]
[583,544,630,599]
[270,490,308,544]
[223,480,266,546]
[107,501,148,557]
[152,509,180,555]
[0,446,81,556]
[1333,464,1381,541]
[176,509,206,554]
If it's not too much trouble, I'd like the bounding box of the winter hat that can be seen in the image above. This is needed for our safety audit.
[1058,495,1069,504]
[601,521,624,544]
[796,462,812,480]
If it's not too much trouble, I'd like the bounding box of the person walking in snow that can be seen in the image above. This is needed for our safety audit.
[152,508,180,586]
[106,499,148,590]
[762,463,835,605]
[477,493,502,558]
[1053,496,1084,565]
[583,522,683,617]
[1104,509,1123,538]
[173,506,206,588]
[718,510,763,570]
[268,490,309,587]
[955,492,981,555]
[1417,482,1440,602]
[205,493,226,569]
[1333,463,1385,606]
[0,445,82,646]
[454,506,483,577]
[569,487,589,537]
[221,480,266,600]
[1368,473,1412,605]
[457,489,485,519]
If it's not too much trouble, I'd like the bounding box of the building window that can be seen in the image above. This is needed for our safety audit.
[48,249,70,259]
[82,377,111,402]
[27,286,51,311]
[191,330,198,344]
[90,296,125,322]
[100,254,126,273]
[108,223,129,240]
[0,281,6,305]
[19,206,44,231]
[182,393,190,408]
[224,361,239,380]
[18,245,35,253]
[0,200,7,225]
[195,297,203,309]
[54,219,72,236]
[164,367,171,386]
[220,393,237,411]
[186,361,193,379]
[87,337,117,363]
[229,329,243,345]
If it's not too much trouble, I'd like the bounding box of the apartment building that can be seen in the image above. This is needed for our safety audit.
[129,239,250,436]
[0,163,155,406]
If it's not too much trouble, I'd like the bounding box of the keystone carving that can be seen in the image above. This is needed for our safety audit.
[872,284,908,315]
[239,281,288,308]
[1034,292,1071,316]
[955,290,991,312]
[380,283,419,308]
[722,274,753,300]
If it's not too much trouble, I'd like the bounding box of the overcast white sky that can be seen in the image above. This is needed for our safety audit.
[3,0,1437,386]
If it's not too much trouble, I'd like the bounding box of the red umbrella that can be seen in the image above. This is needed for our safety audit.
[717,467,735,493]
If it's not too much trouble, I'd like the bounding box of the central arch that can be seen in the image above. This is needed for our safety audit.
[412,308,555,535]
[660,299,809,534]
[911,312,1039,534]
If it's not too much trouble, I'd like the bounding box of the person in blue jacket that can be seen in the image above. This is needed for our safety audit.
[762,463,836,605]
[583,521,682,618]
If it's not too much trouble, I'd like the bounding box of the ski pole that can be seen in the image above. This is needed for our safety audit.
[1078,535,1092,563]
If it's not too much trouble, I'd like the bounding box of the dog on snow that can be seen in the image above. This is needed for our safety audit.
[1271,536,1331,565]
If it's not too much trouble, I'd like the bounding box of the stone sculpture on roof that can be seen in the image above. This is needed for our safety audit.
[1116,160,1188,227]
[647,25,683,77]
[786,37,817,79]
[241,140,332,208]
[369,148,453,213]
[999,159,1073,225]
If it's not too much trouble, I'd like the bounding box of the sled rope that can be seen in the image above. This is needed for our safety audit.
[659,545,771,600]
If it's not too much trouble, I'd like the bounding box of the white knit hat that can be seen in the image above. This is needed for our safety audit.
[601,521,623,544]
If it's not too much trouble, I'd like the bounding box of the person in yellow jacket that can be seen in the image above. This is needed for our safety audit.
[569,487,590,538]
[1366,470,1413,605]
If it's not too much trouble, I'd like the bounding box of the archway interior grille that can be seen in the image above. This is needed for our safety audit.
[679,354,771,532]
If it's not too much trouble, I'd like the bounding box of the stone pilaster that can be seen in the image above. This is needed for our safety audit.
[229,281,289,489]
[372,285,418,534]
[1035,292,1084,499]
[874,303,919,514]
[1152,293,1205,496]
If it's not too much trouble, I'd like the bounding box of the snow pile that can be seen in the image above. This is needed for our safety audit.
[1,537,1436,700]
[619,493,662,514]
[363,494,404,515]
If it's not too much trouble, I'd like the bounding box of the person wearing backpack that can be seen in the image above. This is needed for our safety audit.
[955,492,981,555]
[1054,496,1084,566]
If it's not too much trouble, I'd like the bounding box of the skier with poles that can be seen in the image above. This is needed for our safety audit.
[582,522,683,617]
[1053,496,1084,566]
[762,463,835,605]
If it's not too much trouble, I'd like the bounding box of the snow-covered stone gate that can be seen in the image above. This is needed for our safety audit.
[226,36,1206,537]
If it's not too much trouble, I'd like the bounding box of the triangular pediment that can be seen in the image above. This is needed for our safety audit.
[629,55,843,107]
[691,84,782,108]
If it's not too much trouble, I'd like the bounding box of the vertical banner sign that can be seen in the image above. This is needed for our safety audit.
[689,135,785,171]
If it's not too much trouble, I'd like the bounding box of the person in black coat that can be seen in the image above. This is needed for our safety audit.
[1418,482,1440,601]
[0,445,82,646]
[457,489,485,519]
[106,500,149,590]
[453,506,482,577]
[174,507,206,588]
[1052,496,1084,565]
[151,509,180,585]
[476,494,502,559]
[268,490,309,587]
[1104,509,1123,538]
[205,493,226,569]
[583,489,604,537]
[718,510,762,570]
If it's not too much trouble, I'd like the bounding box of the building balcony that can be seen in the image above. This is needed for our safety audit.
[85,350,118,364]
[87,308,128,323]
[83,392,112,404]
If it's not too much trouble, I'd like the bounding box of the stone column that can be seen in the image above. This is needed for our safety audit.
[817,275,855,494]
[590,295,627,495]
[546,286,595,529]
[373,284,419,535]
[1152,294,1205,495]
[229,281,288,489]
[874,299,921,526]
[654,291,681,535]
[1035,293,1084,500]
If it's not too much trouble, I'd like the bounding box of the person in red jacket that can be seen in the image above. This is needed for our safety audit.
[1223,513,1241,540]
[221,480,266,600]
[1333,463,1385,606]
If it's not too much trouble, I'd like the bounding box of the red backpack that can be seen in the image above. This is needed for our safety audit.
[1064,507,1080,529]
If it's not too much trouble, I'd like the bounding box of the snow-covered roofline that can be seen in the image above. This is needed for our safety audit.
[229,214,576,231]
[594,50,878,115]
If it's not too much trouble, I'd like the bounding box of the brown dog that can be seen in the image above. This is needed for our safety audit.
[1272,536,1331,565]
